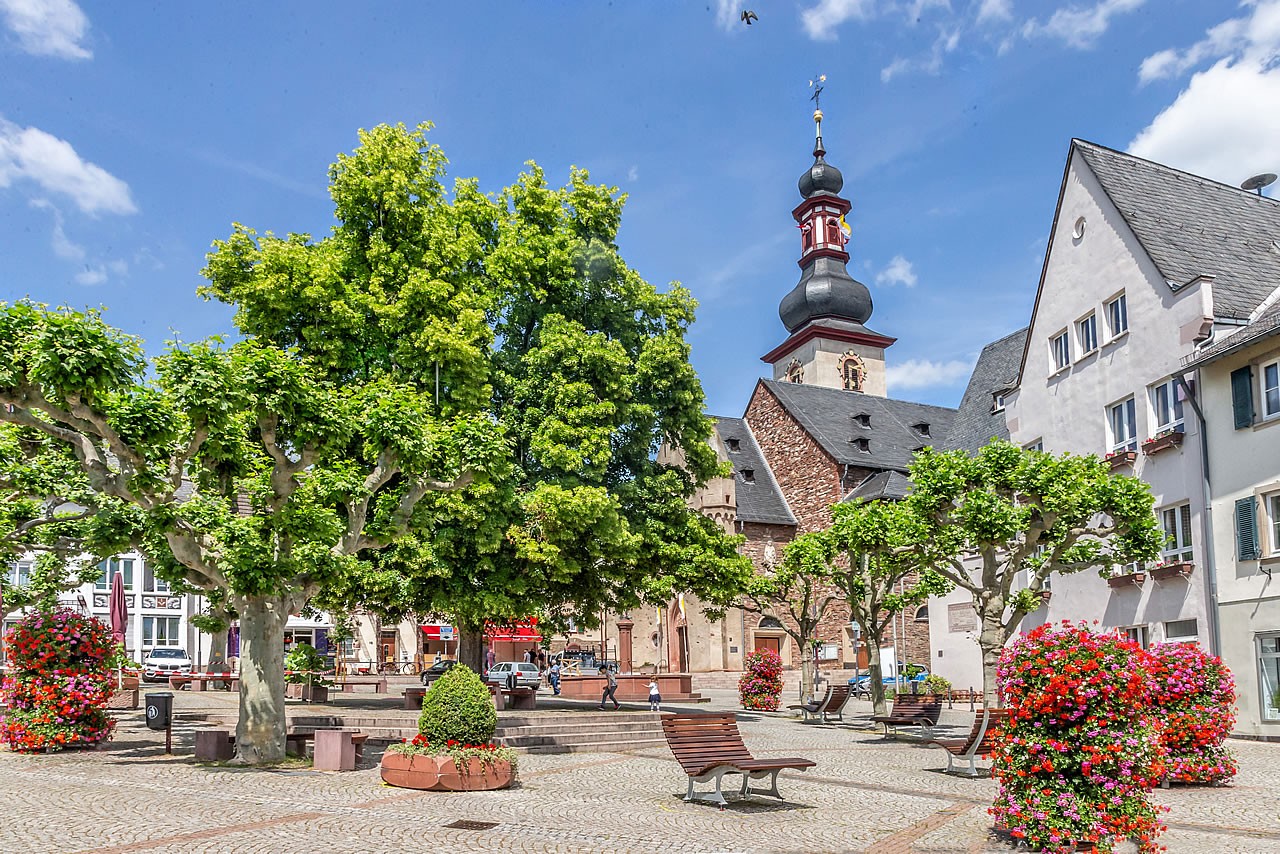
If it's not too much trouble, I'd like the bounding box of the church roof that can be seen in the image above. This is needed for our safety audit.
[940,327,1028,455]
[1075,139,1280,321]
[842,470,911,502]
[758,379,957,471]
[712,416,797,527]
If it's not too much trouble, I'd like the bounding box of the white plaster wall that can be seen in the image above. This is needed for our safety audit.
[771,337,887,396]
[1004,149,1213,650]
[1198,338,1280,735]
[927,585,984,690]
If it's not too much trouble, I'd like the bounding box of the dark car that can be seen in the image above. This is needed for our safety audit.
[419,659,457,685]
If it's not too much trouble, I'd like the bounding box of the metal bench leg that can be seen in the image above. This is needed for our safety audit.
[945,752,955,774]
[743,769,784,800]
[966,756,978,777]
[685,776,696,803]
[689,768,734,807]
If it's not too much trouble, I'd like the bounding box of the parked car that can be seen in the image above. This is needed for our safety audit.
[848,668,929,697]
[484,661,541,690]
[419,659,457,685]
[142,647,193,682]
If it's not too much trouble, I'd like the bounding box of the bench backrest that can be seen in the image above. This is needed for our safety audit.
[974,709,1010,755]
[661,713,754,774]
[826,684,852,713]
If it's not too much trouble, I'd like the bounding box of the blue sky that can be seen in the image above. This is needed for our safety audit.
[2,0,1278,417]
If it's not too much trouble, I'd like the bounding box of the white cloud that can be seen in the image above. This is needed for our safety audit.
[74,258,126,286]
[29,198,83,259]
[713,0,739,32]
[881,26,960,80]
[886,357,974,391]
[0,119,135,214]
[627,165,639,182]
[0,0,90,60]
[875,254,918,287]
[801,0,876,40]
[1130,1,1280,184]
[1022,0,1145,49]
[976,0,1012,23]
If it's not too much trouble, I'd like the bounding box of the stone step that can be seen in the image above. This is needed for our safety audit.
[514,737,668,754]
[500,728,661,747]
[497,721,664,739]
[498,711,664,728]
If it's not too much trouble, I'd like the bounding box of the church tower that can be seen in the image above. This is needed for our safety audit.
[761,103,895,395]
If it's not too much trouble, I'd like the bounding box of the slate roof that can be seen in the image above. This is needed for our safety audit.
[1075,139,1280,321]
[1182,299,1280,369]
[712,416,796,527]
[842,470,911,503]
[940,328,1028,455]
[759,379,957,471]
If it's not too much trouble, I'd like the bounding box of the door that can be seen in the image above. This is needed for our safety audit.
[380,631,397,665]
[754,635,781,655]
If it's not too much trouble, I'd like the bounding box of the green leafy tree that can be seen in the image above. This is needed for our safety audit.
[741,551,838,704]
[907,440,1162,704]
[0,301,502,763]
[788,499,947,716]
[201,123,751,670]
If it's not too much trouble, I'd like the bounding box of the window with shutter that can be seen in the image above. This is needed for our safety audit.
[1236,496,1259,560]
[1231,366,1255,429]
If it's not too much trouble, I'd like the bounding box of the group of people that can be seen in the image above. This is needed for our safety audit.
[499,646,661,710]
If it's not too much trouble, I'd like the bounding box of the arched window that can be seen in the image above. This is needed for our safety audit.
[839,351,864,392]
[826,216,842,245]
[801,222,813,251]
[759,616,784,629]
[786,359,804,384]
[914,605,930,623]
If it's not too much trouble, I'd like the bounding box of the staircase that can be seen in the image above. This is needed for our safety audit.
[496,711,667,754]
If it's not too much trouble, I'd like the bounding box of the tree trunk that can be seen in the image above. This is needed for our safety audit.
[456,620,486,676]
[799,637,815,702]
[233,594,288,764]
[862,631,887,717]
[978,605,1006,707]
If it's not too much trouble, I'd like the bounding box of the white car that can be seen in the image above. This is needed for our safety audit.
[484,661,540,690]
[142,647,193,682]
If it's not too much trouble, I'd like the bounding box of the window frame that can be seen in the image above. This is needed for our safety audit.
[1257,632,1280,722]
[1108,396,1138,453]
[1105,293,1128,338]
[142,615,180,649]
[1122,625,1149,649]
[7,560,33,587]
[1076,312,1099,356]
[1050,330,1071,373]
[1150,379,1185,434]
[1159,503,1194,564]
[1262,359,1280,420]
[1268,491,1280,558]
[1164,618,1199,643]
[95,557,135,591]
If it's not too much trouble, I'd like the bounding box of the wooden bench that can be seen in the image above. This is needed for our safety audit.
[927,708,1010,777]
[338,678,387,694]
[168,673,238,692]
[787,684,852,723]
[661,712,816,807]
[871,693,942,735]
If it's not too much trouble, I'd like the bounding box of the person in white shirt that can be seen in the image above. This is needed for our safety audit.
[647,679,662,712]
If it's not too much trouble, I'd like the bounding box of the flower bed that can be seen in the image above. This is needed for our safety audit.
[1,609,117,752]
[992,622,1165,853]
[1144,642,1237,784]
[738,649,783,711]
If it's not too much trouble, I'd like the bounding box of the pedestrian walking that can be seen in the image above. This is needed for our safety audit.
[647,679,662,712]
[597,665,620,710]
[548,660,562,695]
[522,648,532,664]
[485,647,496,671]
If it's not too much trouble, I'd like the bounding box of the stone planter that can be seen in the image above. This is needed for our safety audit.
[1142,431,1184,456]
[1152,562,1194,582]
[379,752,515,791]
[1106,450,1137,470]
[1106,571,1145,589]
[285,682,330,702]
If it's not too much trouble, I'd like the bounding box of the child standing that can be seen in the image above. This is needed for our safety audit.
[647,679,662,712]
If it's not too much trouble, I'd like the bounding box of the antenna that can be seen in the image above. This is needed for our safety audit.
[1240,173,1277,196]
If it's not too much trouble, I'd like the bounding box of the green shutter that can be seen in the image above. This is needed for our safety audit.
[1231,366,1255,429]
[1236,497,1259,560]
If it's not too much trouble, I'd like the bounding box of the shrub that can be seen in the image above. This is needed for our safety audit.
[992,622,1165,854]
[738,649,784,711]
[922,674,951,695]
[418,664,497,745]
[1144,642,1237,784]
[1,609,117,752]
[284,644,333,687]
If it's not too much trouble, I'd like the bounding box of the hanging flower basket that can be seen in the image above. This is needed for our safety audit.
[1105,450,1137,470]
[1142,431,1184,456]
[1107,571,1145,589]
[1151,562,1194,582]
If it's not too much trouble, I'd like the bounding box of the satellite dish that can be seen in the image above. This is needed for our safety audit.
[1240,173,1277,195]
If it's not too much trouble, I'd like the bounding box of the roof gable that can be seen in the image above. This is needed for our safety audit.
[941,328,1027,455]
[712,416,796,526]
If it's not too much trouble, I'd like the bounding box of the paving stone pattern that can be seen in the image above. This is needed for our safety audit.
[3,700,1279,853]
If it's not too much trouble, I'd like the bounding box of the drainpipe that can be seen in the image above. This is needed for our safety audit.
[1176,371,1222,658]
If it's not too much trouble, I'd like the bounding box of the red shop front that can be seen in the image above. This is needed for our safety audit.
[487,618,542,665]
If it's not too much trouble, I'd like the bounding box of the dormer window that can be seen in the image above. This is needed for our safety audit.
[991,393,1007,414]
[726,437,741,452]
[741,468,755,483]
[852,437,870,453]
[912,422,931,438]
[852,413,871,428]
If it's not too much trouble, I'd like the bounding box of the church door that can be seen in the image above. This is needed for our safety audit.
[754,636,781,655]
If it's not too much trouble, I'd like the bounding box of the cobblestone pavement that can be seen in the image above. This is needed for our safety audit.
[3,701,1279,854]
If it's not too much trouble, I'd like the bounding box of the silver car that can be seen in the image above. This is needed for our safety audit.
[484,661,540,689]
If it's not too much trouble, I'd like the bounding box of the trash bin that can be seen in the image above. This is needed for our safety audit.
[145,692,173,731]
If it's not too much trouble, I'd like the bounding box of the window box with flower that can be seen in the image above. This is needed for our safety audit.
[1106,450,1137,470]
[1142,428,1184,457]
[1106,570,1145,589]
[1151,560,1194,582]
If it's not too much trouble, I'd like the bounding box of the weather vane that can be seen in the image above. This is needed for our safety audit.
[808,74,827,110]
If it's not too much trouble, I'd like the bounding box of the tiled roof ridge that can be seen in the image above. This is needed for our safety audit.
[739,417,795,523]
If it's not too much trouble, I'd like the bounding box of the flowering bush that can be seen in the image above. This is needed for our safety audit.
[738,649,784,711]
[1,609,117,752]
[991,622,1166,853]
[1144,642,1237,784]
[387,732,518,775]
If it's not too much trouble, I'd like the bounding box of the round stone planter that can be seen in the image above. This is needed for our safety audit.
[379,752,515,791]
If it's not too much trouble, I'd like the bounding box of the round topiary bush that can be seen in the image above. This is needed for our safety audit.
[738,649,784,711]
[1,608,117,752]
[992,622,1166,854]
[1144,641,1238,784]
[418,664,497,746]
